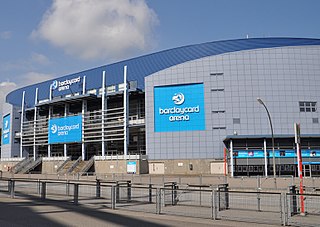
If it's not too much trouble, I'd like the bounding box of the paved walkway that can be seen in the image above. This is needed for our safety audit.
[0,197,277,227]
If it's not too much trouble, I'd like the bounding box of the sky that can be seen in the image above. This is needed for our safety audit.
[0,0,320,118]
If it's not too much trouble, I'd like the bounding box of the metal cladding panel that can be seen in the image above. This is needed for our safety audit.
[6,38,320,107]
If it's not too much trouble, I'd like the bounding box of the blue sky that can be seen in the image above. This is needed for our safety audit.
[0,0,320,112]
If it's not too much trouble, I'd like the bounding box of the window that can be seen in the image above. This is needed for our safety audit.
[313,118,319,124]
[299,101,317,112]
[233,118,240,124]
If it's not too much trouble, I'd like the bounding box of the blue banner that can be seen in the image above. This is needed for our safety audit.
[154,83,205,132]
[234,149,320,158]
[48,115,82,144]
[2,114,10,145]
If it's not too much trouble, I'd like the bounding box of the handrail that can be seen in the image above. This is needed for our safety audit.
[67,157,82,174]
[56,157,71,172]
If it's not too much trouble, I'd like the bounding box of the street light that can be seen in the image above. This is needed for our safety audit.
[257,98,276,178]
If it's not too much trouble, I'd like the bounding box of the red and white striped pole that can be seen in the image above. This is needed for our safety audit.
[295,123,305,215]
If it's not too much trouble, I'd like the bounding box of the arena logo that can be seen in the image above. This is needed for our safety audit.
[50,123,80,136]
[158,92,200,122]
[51,76,81,92]
[172,93,185,105]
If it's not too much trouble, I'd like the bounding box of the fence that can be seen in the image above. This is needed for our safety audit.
[0,178,319,226]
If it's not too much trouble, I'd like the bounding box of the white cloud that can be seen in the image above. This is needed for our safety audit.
[31,52,51,65]
[0,31,12,40]
[19,72,55,86]
[32,0,158,60]
[0,81,17,120]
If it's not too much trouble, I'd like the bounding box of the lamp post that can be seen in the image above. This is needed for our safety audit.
[257,98,276,178]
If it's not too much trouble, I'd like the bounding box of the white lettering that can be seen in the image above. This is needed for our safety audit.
[159,106,200,115]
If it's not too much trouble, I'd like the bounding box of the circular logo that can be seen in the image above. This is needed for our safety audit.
[172,93,185,105]
[51,124,57,134]
[51,80,58,90]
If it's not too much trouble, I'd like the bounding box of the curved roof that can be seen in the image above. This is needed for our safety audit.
[6,37,320,107]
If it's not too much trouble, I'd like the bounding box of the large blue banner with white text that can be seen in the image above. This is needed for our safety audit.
[2,114,10,145]
[48,115,82,144]
[154,83,205,132]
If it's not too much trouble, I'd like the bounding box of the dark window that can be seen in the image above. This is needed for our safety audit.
[233,118,240,124]
[299,101,317,112]
[313,118,319,124]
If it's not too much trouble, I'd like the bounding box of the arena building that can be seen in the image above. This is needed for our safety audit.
[1,37,320,176]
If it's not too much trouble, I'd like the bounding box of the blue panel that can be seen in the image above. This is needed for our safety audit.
[51,76,84,98]
[48,115,82,144]
[234,149,320,158]
[2,114,10,145]
[154,84,205,132]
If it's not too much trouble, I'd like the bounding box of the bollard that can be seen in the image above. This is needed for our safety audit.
[41,182,46,200]
[96,179,101,198]
[74,183,79,205]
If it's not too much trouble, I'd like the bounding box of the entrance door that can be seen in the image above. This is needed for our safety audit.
[303,164,311,177]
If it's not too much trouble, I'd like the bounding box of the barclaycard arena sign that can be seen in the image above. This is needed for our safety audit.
[51,76,81,92]
[154,83,205,132]
[2,114,11,145]
[48,115,82,144]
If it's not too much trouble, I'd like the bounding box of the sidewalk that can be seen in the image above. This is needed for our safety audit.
[0,197,277,227]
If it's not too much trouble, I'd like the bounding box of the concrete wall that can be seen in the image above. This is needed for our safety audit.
[148,159,225,175]
[94,160,149,174]
[42,160,67,174]
[0,161,20,172]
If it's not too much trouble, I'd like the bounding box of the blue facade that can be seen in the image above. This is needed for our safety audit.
[6,38,320,108]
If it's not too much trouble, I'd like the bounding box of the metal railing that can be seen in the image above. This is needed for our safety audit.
[0,178,319,226]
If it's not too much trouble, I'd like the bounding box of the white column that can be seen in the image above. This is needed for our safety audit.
[48,106,52,158]
[82,100,87,160]
[230,139,234,177]
[64,104,68,158]
[123,66,129,157]
[264,139,268,177]
[20,91,25,158]
[101,71,106,157]
[48,83,53,158]
[82,76,86,95]
[33,88,39,161]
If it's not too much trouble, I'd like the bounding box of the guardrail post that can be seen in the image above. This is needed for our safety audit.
[41,182,46,200]
[96,179,101,198]
[116,182,120,203]
[127,181,131,202]
[149,184,153,203]
[66,180,70,196]
[212,189,218,220]
[156,188,161,214]
[9,180,15,198]
[281,193,288,226]
[74,183,79,205]
[37,179,41,195]
[111,185,116,209]
[288,185,297,215]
